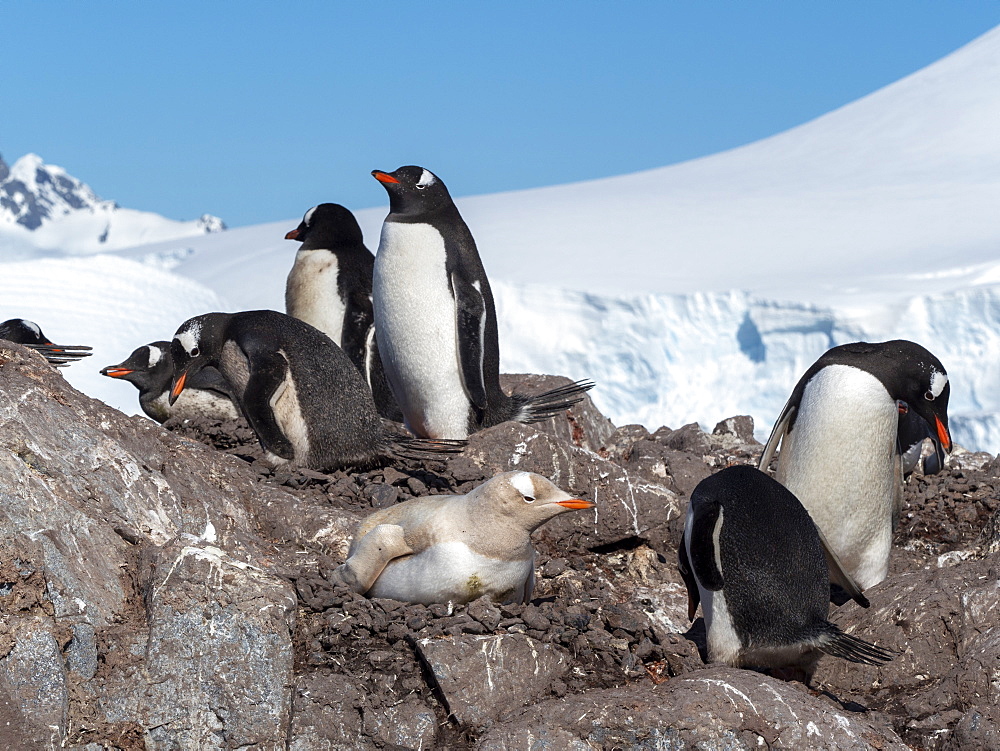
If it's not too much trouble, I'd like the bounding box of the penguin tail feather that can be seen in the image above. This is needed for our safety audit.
[389,437,467,461]
[514,379,595,424]
[819,626,896,665]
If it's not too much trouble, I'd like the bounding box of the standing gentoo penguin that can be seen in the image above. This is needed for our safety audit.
[168,310,462,472]
[678,466,894,677]
[371,166,593,439]
[758,340,952,591]
[101,341,239,424]
[0,318,92,367]
[284,203,400,420]
[334,471,595,605]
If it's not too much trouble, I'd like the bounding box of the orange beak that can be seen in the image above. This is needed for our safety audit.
[284,228,300,240]
[555,498,596,510]
[372,170,400,184]
[102,368,134,378]
[170,370,188,402]
[935,415,952,452]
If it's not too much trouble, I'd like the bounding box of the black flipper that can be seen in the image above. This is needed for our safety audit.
[341,288,375,376]
[677,539,701,621]
[819,625,896,665]
[687,491,725,592]
[241,351,295,460]
[450,271,488,410]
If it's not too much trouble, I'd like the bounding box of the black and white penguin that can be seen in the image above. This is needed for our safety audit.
[168,310,462,472]
[101,341,239,424]
[371,166,593,440]
[758,340,952,591]
[678,465,894,676]
[0,318,92,367]
[335,471,595,605]
[284,203,400,420]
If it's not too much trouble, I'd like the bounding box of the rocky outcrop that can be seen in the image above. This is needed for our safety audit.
[2,339,999,749]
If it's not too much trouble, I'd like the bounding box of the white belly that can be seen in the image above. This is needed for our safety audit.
[286,250,345,346]
[776,365,897,589]
[366,540,532,605]
[373,222,470,439]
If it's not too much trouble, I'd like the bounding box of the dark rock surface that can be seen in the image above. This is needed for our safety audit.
[2,339,999,749]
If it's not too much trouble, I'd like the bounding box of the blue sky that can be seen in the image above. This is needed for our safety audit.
[3,2,998,228]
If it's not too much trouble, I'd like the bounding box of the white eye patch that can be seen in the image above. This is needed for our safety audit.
[929,370,948,398]
[146,345,163,367]
[303,205,317,226]
[510,471,536,499]
[416,169,436,188]
[25,320,42,337]
[175,323,202,355]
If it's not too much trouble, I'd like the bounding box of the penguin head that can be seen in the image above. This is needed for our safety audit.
[372,166,454,217]
[886,340,952,465]
[284,203,365,250]
[0,318,51,345]
[101,342,173,391]
[474,471,595,532]
[169,314,224,405]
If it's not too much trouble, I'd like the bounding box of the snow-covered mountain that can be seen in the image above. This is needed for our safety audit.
[0,153,224,256]
[3,27,1000,453]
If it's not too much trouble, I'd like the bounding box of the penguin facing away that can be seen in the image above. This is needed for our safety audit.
[334,471,595,605]
[101,341,239,424]
[678,466,894,676]
[168,310,462,472]
[284,203,401,421]
[758,340,952,592]
[371,166,593,440]
[0,318,92,367]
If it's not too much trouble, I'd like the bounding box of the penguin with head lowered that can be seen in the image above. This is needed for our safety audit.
[168,310,462,472]
[758,340,952,592]
[284,203,400,421]
[679,465,894,678]
[0,318,92,367]
[371,166,593,440]
[101,341,239,424]
[334,471,595,605]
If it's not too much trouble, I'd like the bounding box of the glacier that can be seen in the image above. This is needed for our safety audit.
[3,26,1000,454]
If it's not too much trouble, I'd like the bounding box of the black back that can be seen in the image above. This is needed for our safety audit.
[689,466,832,648]
[171,310,387,470]
[373,166,513,431]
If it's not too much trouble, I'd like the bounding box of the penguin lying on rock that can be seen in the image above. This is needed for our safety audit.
[101,341,239,424]
[679,466,894,679]
[168,310,463,472]
[284,203,401,421]
[371,165,593,440]
[333,471,595,604]
[758,340,951,592]
[0,318,92,367]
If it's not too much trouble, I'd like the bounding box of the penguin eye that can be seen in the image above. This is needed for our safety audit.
[415,183,427,191]
[925,390,935,401]
[190,347,200,358]
[522,494,535,504]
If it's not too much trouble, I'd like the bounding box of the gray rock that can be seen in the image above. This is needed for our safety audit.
[461,421,681,550]
[476,665,908,750]
[501,373,615,452]
[0,617,67,742]
[414,633,568,732]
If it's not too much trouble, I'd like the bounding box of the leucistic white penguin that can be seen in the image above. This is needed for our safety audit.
[334,471,595,604]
